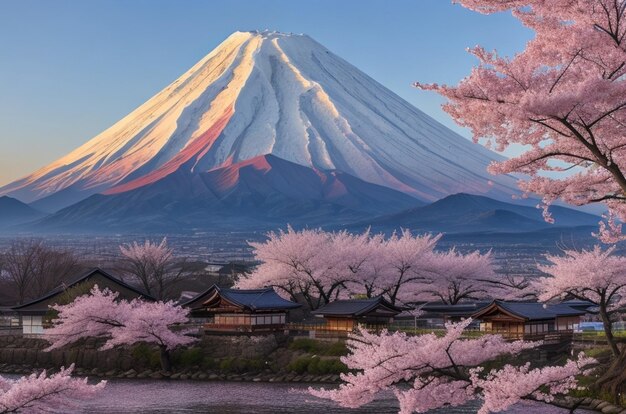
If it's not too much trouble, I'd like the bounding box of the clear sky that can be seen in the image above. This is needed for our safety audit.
[0,0,532,186]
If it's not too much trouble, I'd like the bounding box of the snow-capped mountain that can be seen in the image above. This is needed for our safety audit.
[0,30,519,215]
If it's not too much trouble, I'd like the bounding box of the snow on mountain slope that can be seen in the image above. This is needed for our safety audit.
[0,31,519,210]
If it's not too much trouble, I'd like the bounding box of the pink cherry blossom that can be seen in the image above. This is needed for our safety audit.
[239,228,532,308]
[537,245,626,357]
[310,319,594,413]
[416,0,626,241]
[470,353,594,414]
[44,286,195,370]
[0,365,105,413]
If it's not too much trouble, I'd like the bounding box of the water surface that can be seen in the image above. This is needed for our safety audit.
[59,379,591,413]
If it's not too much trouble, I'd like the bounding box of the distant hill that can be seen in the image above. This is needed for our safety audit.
[0,196,45,228]
[352,193,600,234]
[27,155,422,233]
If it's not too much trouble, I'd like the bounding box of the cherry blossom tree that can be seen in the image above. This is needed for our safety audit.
[119,238,191,300]
[310,319,595,414]
[0,365,105,413]
[239,228,446,308]
[537,246,626,357]
[415,0,626,241]
[413,249,498,304]
[44,286,195,371]
[241,228,530,309]
[238,227,357,309]
[375,231,440,305]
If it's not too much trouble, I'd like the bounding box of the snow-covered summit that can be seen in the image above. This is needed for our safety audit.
[243,30,308,38]
[1,31,518,210]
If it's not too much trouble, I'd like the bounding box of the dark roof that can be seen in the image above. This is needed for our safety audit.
[181,285,301,311]
[0,307,17,315]
[420,302,490,317]
[561,299,597,311]
[13,267,154,311]
[218,263,252,275]
[472,301,585,321]
[312,297,403,318]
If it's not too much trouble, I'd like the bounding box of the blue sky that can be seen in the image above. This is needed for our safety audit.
[0,0,532,186]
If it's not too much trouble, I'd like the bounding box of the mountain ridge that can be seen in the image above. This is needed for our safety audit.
[349,193,600,234]
[29,155,422,232]
[0,196,45,228]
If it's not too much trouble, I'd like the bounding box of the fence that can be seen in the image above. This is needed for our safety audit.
[572,331,626,348]
[286,322,578,344]
[0,326,21,336]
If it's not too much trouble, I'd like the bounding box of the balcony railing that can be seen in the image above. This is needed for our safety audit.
[202,323,287,332]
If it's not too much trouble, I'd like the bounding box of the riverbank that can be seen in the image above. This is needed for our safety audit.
[0,334,346,383]
[0,334,622,413]
[0,361,342,383]
[0,364,622,413]
[0,375,602,414]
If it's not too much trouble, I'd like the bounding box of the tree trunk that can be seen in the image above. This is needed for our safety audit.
[597,349,626,405]
[599,305,620,358]
[159,345,172,372]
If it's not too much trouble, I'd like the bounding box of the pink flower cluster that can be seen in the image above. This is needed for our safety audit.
[44,286,195,351]
[310,319,594,413]
[0,365,105,413]
[238,228,533,308]
[416,0,626,241]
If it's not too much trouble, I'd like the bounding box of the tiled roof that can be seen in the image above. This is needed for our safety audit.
[219,287,301,311]
[181,285,301,311]
[13,267,153,311]
[472,301,585,321]
[312,296,403,317]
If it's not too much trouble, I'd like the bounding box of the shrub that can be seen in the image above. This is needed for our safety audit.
[132,343,161,370]
[179,348,204,367]
[319,359,347,374]
[324,341,348,356]
[289,338,320,353]
[202,356,218,370]
[287,356,312,374]
[148,351,162,370]
[307,357,321,374]
[288,338,348,356]
[219,357,235,373]
[219,357,265,374]
[287,356,347,375]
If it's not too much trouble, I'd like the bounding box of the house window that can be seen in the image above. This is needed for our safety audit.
[22,316,44,335]
[327,319,353,331]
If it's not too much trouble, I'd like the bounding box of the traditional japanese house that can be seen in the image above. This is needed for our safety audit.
[181,285,301,333]
[12,268,153,335]
[471,301,585,340]
[311,296,404,332]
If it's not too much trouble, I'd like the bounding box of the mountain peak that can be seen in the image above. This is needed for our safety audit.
[236,30,309,39]
[0,195,44,228]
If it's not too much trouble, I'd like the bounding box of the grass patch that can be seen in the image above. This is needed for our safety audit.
[287,355,347,375]
[177,348,204,367]
[288,338,348,356]
[218,357,265,374]
[131,343,161,370]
